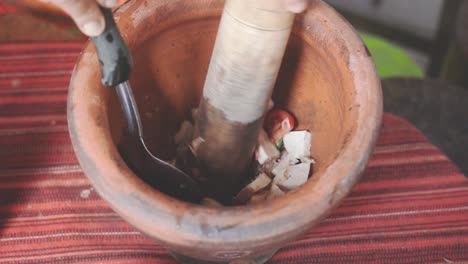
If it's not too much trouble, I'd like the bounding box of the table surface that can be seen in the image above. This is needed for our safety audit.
[0,43,467,264]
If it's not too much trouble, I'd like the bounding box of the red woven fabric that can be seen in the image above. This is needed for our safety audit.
[0,43,467,263]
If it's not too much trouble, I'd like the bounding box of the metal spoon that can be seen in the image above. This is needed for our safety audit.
[91,8,202,202]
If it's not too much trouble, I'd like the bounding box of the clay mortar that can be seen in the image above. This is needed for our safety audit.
[67,0,382,263]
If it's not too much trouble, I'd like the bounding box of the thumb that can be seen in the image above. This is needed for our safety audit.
[45,0,117,36]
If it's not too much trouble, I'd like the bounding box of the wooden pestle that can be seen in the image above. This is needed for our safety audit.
[194,0,295,202]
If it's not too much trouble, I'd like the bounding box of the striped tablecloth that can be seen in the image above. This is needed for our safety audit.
[0,43,467,263]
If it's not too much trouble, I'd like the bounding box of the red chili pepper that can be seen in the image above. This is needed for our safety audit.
[264,109,296,144]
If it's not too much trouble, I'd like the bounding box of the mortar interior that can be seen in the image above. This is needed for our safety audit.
[106,15,356,202]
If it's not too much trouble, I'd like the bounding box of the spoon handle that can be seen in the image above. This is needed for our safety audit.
[91,7,143,143]
[91,7,143,167]
[91,7,132,86]
[115,82,144,141]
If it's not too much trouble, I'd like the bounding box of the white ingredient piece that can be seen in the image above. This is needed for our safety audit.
[276,163,310,191]
[266,184,285,201]
[174,121,194,145]
[256,148,269,165]
[271,152,291,178]
[283,130,311,158]
[190,137,205,153]
[256,129,280,165]
[235,173,272,203]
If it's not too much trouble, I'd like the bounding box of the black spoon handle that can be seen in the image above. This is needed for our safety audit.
[91,7,132,86]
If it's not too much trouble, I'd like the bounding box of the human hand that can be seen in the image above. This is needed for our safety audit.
[42,0,119,37]
[45,0,308,37]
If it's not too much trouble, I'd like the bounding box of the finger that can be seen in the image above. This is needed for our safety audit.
[282,0,308,13]
[47,0,105,36]
[96,0,119,8]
